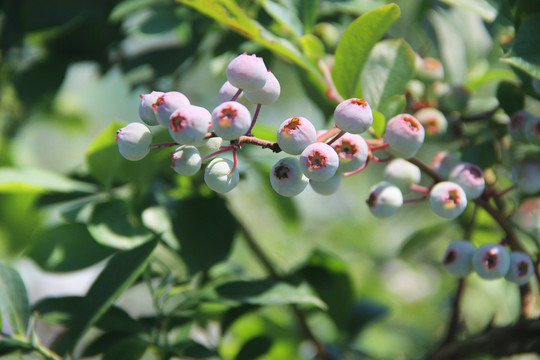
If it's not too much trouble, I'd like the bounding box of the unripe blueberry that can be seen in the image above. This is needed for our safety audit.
[413,107,447,136]
[197,137,223,163]
[417,57,444,82]
[153,91,191,127]
[332,133,369,173]
[442,240,476,277]
[429,181,467,219]
[508,110,533,143]
[383,114,425,158]
[139,91,164,126]
[429,151,461,179]
[171,146,202,176]
[270,157,309,197]
[505,252,534,285]
[244,71,280,105]
[168,105,211,145]
[115,122,152,161]
[406,79,425,100]
[299,142,340,181]
[309,173,342,196]
[226,53,268,92]
[448,163,485,200]
[218,81,253,110]
[204,157,239,193]
[383,158,421,192]
[366,181,403,218]
[276,117,317,155]
[333,98,373,134]
[211,101,251,140]
[472,243,511,280]
[525,117,540,145]
[512,159,540,194]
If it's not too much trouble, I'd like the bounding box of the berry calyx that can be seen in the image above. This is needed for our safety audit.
[211,101,251,140]
[277,117,317,155]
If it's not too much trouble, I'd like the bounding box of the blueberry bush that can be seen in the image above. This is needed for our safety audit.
[1,0,540,359]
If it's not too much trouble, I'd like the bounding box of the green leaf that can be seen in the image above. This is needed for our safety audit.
[235,335,273,360]
[300,0,319,33]
[296,250,354,331]
[466,68,516,90]
[299,34,325,65]
[331,4,401,99]
[500,14,540,79]
[110,0,158,22]
[361,39,416,110]
[172,195,237,274]
[28,224,116,272]
[0,263,30,336]
[103,337,148,360]
[348,300,388,336]
[378,95,406,121]
[262,0,303,39]
[214,278,327,309]
[398,223,453,259]
[88,199,154,250]
[371,111,386,137]
[61,239,158,353]
[438,0,498,22]
[177,0,325,87]
[34,296,145,333]
[82,332,131,358]
[497,81,525,116]
[0,168,97,194]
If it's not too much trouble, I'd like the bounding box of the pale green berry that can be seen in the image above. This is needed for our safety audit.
[333,98,373,134]
[413,107,447,136]
[139,91,164,126]
[383,158,421,192]
[332,133,369,173]
[448,163,485,200]
[115,122,152,161]
[244,71,280,105]
[204,157,239,193]
[270,157,309,197]
[171,146,202,176]
[299,142,340,181]
[309,173,342,196]
[366,181,403,218]
[226,53,267,92]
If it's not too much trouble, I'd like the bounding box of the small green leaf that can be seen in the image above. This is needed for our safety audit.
[497,81,525,116]
[0,263,30,336]
[300,0,319,33]
[0,168,97,194]
[88,199,154,250]
[379,95,407,121]
[103,337,148,360]
[371,111,386,137]
[500,14,540,79]
[331,3,401,99]
[361,40,415,110]
[299,34,325,65]
[29,224,116,272]
[262,0,303,39]
[235,335,273,360]
[214,278,327,309]
[61,238,158,353]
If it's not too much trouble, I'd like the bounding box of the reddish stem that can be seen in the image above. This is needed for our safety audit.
[231,88,243,102]
[369,143,389,152]
[371,154,393,163]
[326,130,345,146]
[409,183,431,194]
[317,58,344,103]
[343,158,370,177]
[246,103,262,136]
[150,142,179,148]
[201,146,233,161]
[228,149,238,177]
[491,184,518,198]
[316,127,340,143]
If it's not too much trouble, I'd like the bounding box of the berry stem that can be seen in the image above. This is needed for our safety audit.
[442,278,466,345]
[201,146,233,160]
[230,88,243,102]
[245,103,262,136]
[370,154,393,163]
[150,142,179,148]
[316,127,340,142]
[228,149,238,177]
[343,158,370,177]
[317,58,344,103]
[491,184,518,198]
[238,135,281,152]
[369,143,390,151]
[409,184,431,194]
[325,130,345,146]
[403,195,428,203]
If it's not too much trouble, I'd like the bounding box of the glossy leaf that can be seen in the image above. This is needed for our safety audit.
[29,223,115,272]
[331,4,401,99]
[61,238,158,353]
[178,0,325,87]
[262,0,303,39]
[235,335,273,360]
[0,263,30,336]
[361,40,416,110]
[371,111,386,137]
[500,14,540,79]
[0,168,97,194]
[379,95,407,122]
[88,199,154,250]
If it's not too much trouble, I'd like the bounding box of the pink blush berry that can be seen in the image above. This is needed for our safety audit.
[413,107,447,135]
[211,101,251,140]
[168,105,211,145]
[333,98,373,134]
[226,53,268,92]
[429,151,461,179]
[383,114,425,158]
[299,142,339,181]
[153,91,191,128]
[449,163,485,200]
[244,71,280,105]
[332,133,369,173]
[276,117,317,155]
[139,91,164,126]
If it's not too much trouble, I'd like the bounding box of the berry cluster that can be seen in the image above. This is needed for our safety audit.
[442,240,534,285]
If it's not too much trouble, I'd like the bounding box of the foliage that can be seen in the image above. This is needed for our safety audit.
[0,0,540,359]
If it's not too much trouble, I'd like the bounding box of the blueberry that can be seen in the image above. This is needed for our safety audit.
[448,163,485,200]
[383,114,425,159]
[332,133,369,173]
[218,81,253,110]
[226,53,268,92]
[429,181,467,219]
[505,252,534,285]
[197,137,224,163]
[413,107,447,136]
[204,157,239,193]
[244,71,280,105]
[442,240,476,277]
[310,173,342,196]
[383,158,421,192]
[512,159,540,194]
[153,91,190,127]
[333,98,373,134]
[115,122,152,161]
[171,145,202,176]
[139,91,164,126]
[366,181,403,218]
[472,243,511,280]
[270,157,309,197]
[299,142,340,181]
[417,57,444,82]
[429,151,461,179]
[168,105,211,145]
[211,101,252,140]
[525,117,540,145]
[276,117,317,155]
